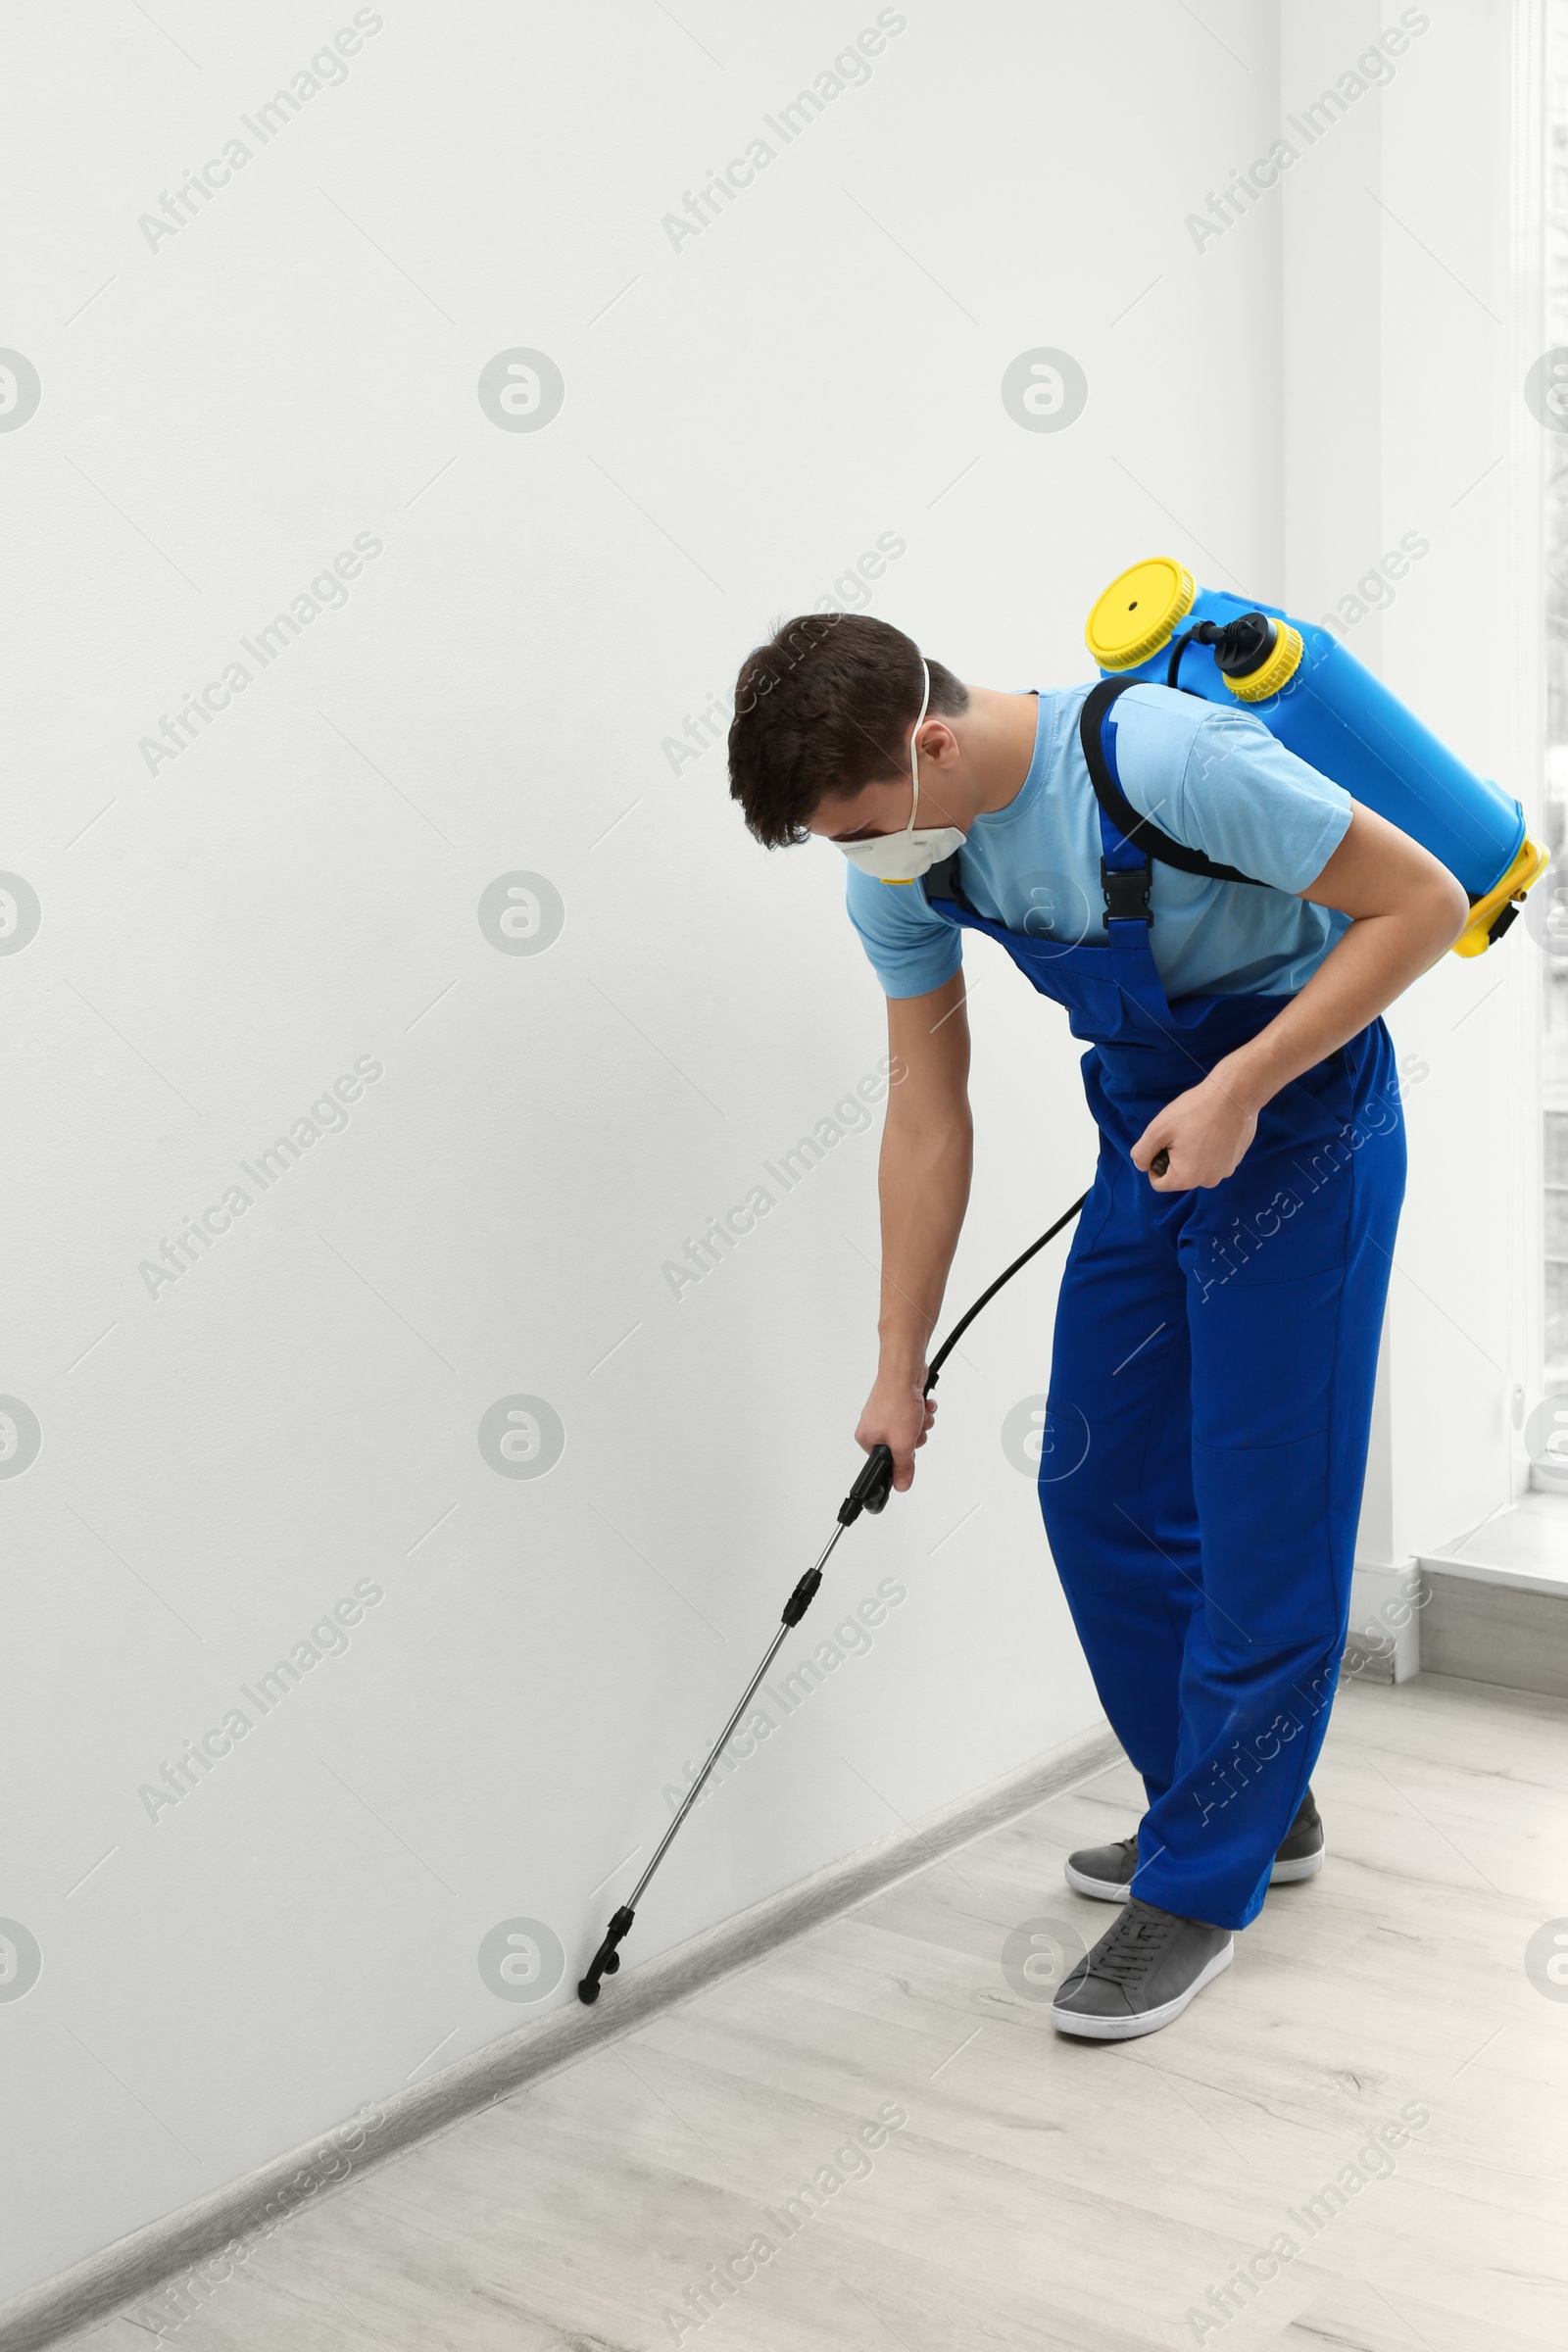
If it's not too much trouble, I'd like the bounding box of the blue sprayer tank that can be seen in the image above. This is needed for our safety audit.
[1084,558,1546,956]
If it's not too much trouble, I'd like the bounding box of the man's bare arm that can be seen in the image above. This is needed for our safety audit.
[1132,801,1470,1190]
[854,971,973,1489]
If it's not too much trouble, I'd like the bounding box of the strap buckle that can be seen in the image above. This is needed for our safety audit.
[1101,858,1152,925]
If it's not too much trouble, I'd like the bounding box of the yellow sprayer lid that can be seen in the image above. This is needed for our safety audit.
[1223,622,1304,702]
[1085,558,1196,670]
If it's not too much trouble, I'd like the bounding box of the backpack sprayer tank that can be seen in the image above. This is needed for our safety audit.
[1084,558,1547,956]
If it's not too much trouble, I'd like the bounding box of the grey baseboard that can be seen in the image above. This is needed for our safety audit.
[1417,1569,1568,1700]
[0,1722,1121,2352]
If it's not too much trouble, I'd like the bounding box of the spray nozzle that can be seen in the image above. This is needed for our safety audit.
[1167,612,1279,692]
[1197,612,1278,676]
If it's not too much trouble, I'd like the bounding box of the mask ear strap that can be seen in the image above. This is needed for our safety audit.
[907,657,931,830]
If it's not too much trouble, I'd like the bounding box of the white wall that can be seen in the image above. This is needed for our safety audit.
[1,0,1530,2305]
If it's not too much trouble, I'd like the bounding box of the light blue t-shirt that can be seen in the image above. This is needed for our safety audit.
[846,682,1354,1002]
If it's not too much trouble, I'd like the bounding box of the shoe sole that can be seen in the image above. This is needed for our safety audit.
[1063,1859,1136,1902]
[1267,1845,1325,1884]
[1063,1843,1325,1903]
[1051,1936,1234,2040]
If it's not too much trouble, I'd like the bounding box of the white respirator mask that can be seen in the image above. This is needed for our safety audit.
[835,657,967,883]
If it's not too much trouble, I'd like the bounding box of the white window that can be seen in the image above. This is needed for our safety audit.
[1544,11,1568,1394]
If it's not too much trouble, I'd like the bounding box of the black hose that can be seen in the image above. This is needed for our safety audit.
[923,1191,1089,1396]
[1165,628,1201,690]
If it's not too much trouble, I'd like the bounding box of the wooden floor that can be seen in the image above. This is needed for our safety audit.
[62,1672,1568,2352]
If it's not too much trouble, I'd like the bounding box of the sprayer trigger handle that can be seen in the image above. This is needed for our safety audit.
[841,1444,895,1523]
[862,1443,896,1513]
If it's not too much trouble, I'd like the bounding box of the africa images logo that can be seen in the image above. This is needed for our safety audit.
[476,352,564,432]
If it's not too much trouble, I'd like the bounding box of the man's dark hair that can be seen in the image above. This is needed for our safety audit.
[727,612,969,848]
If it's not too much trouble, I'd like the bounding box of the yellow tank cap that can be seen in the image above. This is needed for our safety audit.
[1085,559,1196,670]
[1222,622,1304,703]
[1451,835,1550,956]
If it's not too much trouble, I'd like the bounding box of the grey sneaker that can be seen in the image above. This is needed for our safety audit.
[1267,1786,1325,1883]
[1051,1897,1234,2040]
[1064,1788,1324,1902]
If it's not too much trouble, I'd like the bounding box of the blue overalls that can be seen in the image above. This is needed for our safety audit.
[924,707,1407,1932]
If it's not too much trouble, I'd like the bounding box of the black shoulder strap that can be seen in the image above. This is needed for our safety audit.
[1078,678,1264,889]
[922,847,968,912]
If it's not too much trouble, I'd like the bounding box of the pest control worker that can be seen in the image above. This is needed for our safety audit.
[725,611,1467,2040]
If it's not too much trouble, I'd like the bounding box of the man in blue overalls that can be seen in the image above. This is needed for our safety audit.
[726,612,1466,2039]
